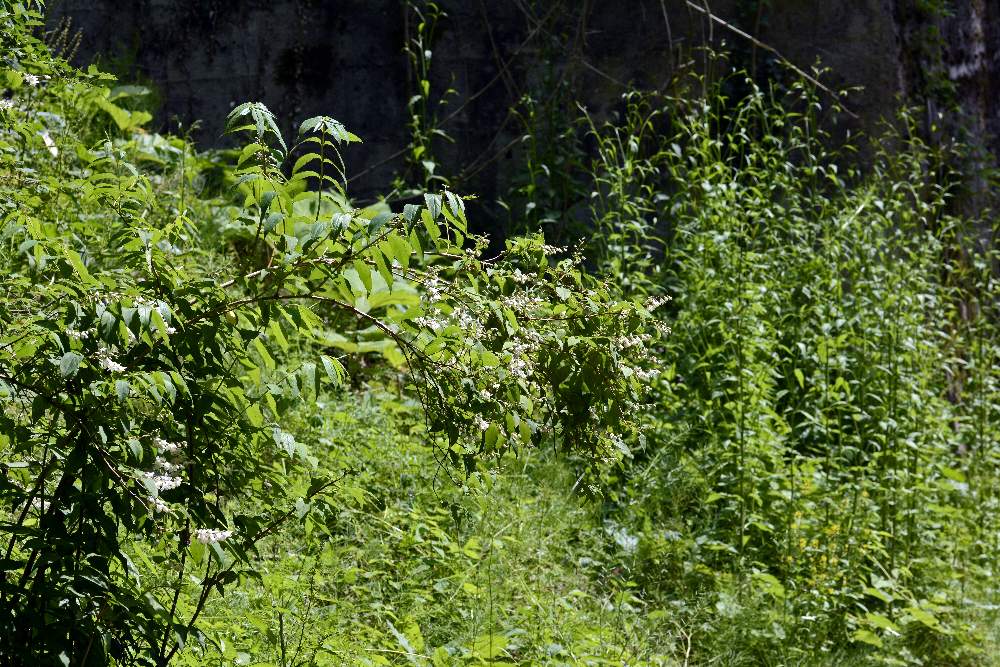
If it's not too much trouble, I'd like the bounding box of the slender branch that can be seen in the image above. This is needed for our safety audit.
[683,0,858,119]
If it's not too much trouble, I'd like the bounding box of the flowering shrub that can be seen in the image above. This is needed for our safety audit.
[0,6,659,665]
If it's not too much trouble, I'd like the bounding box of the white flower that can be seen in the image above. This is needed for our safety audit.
[40,131,58,157]
[634,367,659,382]
[165,326,177,335]
[151,497,172,513]
[99,356,126,373]
[425,277,443,300]
[510,269,531,284]
[414,315,444,331]
[144,472,182,491]
[96,345,126,372]
[153,436,181,453]
[509,357,532,379]
[644,295,672,311]
[66,328,89,340]
[474,415,490,431]
[23,73,40,87]
[195,528,233,544]
[155,456,182,474]
[0,99,14,110]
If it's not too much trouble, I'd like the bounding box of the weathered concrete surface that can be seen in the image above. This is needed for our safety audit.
[46,0,999,227]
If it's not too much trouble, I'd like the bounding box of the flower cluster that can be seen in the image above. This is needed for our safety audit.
[154,456,182,474]
[424,276,444,300]
[510,269,532,284]
[144,472,182,491]
[615,333,648,350]
[195,528,233,544]
[644,294,672,311]
[413,304,485,340]
[633,367,659,382]
[154,436,182,454]
[144,435,186,514]
[413,315,443,331]
[151,497,171,513]
[96,346,126,373]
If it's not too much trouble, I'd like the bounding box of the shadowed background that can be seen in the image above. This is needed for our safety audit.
[46,0,999,230]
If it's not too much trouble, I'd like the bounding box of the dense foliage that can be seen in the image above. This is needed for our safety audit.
[2,2,1000,666]
[586,82,1000,664]
[0,4,659,664]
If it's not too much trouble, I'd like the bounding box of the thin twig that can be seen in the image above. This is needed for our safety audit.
[683,0,858,119]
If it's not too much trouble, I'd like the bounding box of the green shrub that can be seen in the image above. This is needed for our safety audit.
[581,75,1000,664]
[0,5,659,664]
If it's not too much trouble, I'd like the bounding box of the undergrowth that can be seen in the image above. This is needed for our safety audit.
[1,2,999,666]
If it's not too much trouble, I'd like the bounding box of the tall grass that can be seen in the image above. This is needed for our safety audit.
[537,71,1000,664]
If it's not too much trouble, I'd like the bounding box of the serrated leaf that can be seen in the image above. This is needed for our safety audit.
[246,404,263,428]
[59,352,83,378]
[115,379,130,401]
[64,248,95,284]
[321,355,345,386]
[402,203,420,223]
[253,337,275,370]
[368,212,392,236]
[852,629,883,647]
[424,193,442,220]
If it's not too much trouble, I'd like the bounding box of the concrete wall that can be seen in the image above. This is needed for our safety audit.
[46,0,999,226]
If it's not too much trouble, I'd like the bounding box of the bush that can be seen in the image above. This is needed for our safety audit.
[0,5,658,664]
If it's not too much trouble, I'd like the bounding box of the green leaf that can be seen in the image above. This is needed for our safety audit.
[59,352,83,378]
[253,337,276,370]
[353,260,372,292]
[424,193,442,220]
[863,586,894,603]
[321,355,345,386]
[865,613,901,633]
[301,362,320,395]
[470,633,508,660]
[421,209,440,240]
[64,248,95,284]
[851,629,883,648]
[269,319,289,351]
[369,211,393,236]
[209,541,228,566]
[402,203,420,223]
[388,233,411,270]
[905,606,940,629]
[246,404,264,428]
[387,621,422,667]
[272,427,297,456]
[372,247,394,287]
[939,465,966,483]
